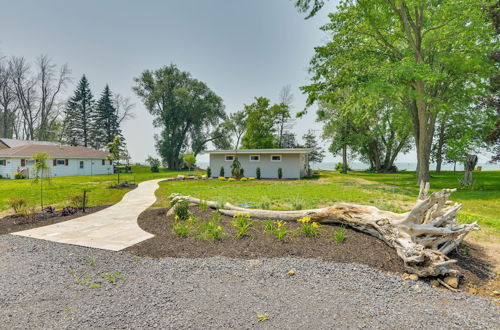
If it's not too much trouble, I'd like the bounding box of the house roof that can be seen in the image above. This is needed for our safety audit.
[0,144,110,159]
[0,138,59,148]
[204,148,313,155]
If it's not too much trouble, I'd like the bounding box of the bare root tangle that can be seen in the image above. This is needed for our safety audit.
[169,182,479,277]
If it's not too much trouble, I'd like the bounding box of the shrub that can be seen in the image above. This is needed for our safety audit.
[248,177,255,180]
[219,166,225,177]
[206,166,211,177]
[240,177,248,181]
[173,199,190,220]
[18,206,37,224]
[332,226,346,243]
[43,206,56,214]
[278,167,283,179]
[218,176,226,181]
[8,197,27,215]
[256,167,261,179]
[14,171,26,179]
[69,194,86,209]
[228,177,236,182]
[61,206,78,216]
[298,216,320,238]
[335,162,350,173]
[231,212,253,238]
[240,168,244,177]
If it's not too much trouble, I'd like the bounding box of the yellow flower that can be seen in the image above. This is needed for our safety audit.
[276,220,286,228]
[311,222,319,228]
[174,215,179,220]
[217,226,223,231]
[298,216,311,223]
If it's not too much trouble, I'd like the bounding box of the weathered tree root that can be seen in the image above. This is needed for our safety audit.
[168,182,478,277]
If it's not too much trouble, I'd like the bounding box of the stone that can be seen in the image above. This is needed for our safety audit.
[287,269,296,276]
[443,276,459,289]
[430,280,441,288]
[403,273,419,281]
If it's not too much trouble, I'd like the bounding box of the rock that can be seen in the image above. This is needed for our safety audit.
[443,276,459,289]
[430,280,440,288]
[287,269,296,276]
[403,273,419,281]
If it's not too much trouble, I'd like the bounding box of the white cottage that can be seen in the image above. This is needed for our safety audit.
[0,141,112,179]
[206,148,312,179]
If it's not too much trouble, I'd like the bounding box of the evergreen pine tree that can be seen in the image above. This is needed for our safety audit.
[65,75,95,147]
[303,130,325,164]
[91,85,122,150]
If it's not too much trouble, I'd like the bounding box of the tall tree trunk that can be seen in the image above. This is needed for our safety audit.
[462,154,478,186]
[341,144,348,174]
[435,120,446,174]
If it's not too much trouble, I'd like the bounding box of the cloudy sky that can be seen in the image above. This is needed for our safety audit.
[0,0,494,168]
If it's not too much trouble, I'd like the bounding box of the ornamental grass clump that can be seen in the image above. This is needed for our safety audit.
[173,199,190,220]
[262,219,275,233]
[199,199,208,211]
[231,212,253,238]
[332,226,346,243]
[8,197,27,215]
[198,213,224,241]
[298,216,320,238]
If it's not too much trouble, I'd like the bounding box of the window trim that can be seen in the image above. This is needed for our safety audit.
[270,155,282,162]
[224,155,235,162]
[56,159,66,166]
[249,155,260,162]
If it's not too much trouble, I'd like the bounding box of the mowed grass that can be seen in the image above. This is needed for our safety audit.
[156,170,500,237]
[0,166,189,211]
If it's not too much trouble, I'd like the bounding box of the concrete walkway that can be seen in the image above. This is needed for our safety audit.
[12,179,165,251]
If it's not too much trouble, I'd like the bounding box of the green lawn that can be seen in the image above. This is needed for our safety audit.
[0,166,189,211]
[1,167,498,237]
[156,170,500,236]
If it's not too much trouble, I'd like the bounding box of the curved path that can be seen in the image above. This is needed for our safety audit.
[12,178,166,251]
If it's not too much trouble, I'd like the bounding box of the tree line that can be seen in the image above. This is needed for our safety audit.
[134,64,325,169]
[0,54,134,153]
[296,0,499,182]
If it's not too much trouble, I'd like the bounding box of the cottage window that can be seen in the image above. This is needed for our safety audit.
[270,155,282,162]
[80,161,84,169]
[225,155,234,161]
[56,159,65,165]
[0,159,6,166]
[249,155,260,162]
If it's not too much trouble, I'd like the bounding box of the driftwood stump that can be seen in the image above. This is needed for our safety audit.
[169,183,478,277]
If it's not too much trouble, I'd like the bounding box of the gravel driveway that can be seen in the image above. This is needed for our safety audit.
[1,235,498,329]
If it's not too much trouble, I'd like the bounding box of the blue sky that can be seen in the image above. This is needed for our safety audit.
[1,0,494,167]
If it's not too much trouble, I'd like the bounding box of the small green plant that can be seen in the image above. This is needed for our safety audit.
[271,220,291,242]
[256,167,261,179]
[215,198,226,209]
[8,197,27,215]
[69,193,85,209]
[278,167,283,179]
[14,171,26,179]
[76,273,101,289]
[102,271,125,283]
[62,306,73,315]
[257,313,269,322]
[298,216,320,238]
[262,219,275,233]
[291,196,304,210]
[198,213,224,241]
[199,200,208,211]
[332,226,346,243]
[206,166,211,177]
[89,256,96,267]
[18,206,37,224]
[219,166,225,177]
[173,199,190,220]
[172,221,190,237]
[231,212,253,238]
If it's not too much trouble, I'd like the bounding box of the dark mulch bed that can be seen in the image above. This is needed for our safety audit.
[125,206,406,274]
[0,206,110,235]
[109,182,138,189]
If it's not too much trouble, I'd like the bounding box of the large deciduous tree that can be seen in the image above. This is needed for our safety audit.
[133,64,225,169]
[299,0,497,183]
[65,75,95,147]
[241,97,280,149]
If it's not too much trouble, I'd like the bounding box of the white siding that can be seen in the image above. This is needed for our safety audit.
[0,157,113,179]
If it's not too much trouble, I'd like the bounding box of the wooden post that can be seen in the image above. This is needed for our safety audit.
[83,190,88,213]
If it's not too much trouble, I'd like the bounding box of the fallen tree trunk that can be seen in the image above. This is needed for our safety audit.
[168,183,478,277]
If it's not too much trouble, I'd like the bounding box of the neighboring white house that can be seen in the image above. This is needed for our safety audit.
[0,140,112,179]
[206,148,312,179]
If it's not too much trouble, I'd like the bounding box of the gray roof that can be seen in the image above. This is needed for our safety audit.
[204,148,312,154]
[0,144,110,158]
[0,138,59,148]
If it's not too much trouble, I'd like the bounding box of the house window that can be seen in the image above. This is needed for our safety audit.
[80,161,84,169]
[102,159,105,165]
[0,159,6,166]
[270,155,282,162]
[249,155,260,162]
[225,155,234,161]
[56,159,65,165]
